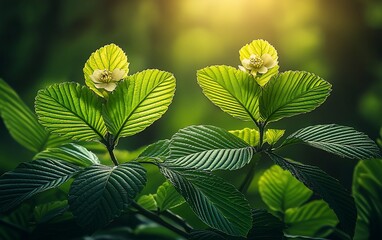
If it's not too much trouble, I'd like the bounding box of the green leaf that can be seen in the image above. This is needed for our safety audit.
[155,181,185,212]
[0,79,67,152]
[265,129,285,145]
[0,204,32,240]
[285,200,338,238]
[34,143,100,167]
[160,165,252,237]
[68,162,146,231]
[197,65,262,121]
[239,39,279,86]
[138,139,170,162]
[258,165,313,213]
[260,71,331,123]
[247,209,284,240]
[166,125,255,171]
[34,200,70,224]
[267,153,356,238]
[137,194,157,211]
[103,69,175,139]
[0,160,81,212]
[35,82,108,142]
[229,128,260,146]
[281,124,381,160]
[353,159,382,240]
[189,230,228,240]
[83,43,129,97]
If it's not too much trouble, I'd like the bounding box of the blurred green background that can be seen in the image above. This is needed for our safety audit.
[1,0,382,190]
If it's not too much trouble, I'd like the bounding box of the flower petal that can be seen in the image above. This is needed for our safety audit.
[111,68,125,81]
[241,58,252,69]
[94,82,117,91]
[258,66,268,74]
[262,54,277,68]
[90,69,104,83]
[238,65,247,72]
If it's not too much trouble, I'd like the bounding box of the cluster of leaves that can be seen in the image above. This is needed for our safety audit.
[0,40,381,240]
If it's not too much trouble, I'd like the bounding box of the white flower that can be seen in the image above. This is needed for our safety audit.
[239,54,277,77]
[90,68,125,91]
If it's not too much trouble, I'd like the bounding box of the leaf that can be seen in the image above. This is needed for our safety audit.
[267,153,356,238]
[258,165,313,213]
[166,125,255,171]
[265,129,285,145]
[34,200,70,224]
[0,79,67,152]
[0,160,81,212]
[68,162,146,231]
[247,209,284,240]
[353,159,382,240]
[281,124,381,160]
[34,143,100,167]
[197,65,262,121]
[239,39,279,86]
[103,69,175,139]
[0,204,32,240]
[35,82,108,142]
[284,200,338,238]
[189,230,228,240]
[160,165,252,237]
[138,139,171,162]
[229,128,260,146]
[83,43,129,97]
[260,71,332,123]
[155,181,185,212]
[137,194,157,211]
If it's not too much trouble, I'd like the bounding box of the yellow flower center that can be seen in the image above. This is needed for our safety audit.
[100,69,113,83]
[249,55,264,68]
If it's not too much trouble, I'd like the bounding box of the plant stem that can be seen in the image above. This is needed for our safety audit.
[258,121,265,149]
[161,210,193,233]
[107,145,119,166]
[131,202,189,238]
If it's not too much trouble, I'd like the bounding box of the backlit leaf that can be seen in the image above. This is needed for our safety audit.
[260,71,331,123]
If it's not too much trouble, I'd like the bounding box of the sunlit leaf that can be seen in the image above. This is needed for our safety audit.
[137,194,157,211]
[197,65,261,121]
[103,69,175,140]
[247,209,284,240]
[260,71,331,123]
[284,200,338,238]
[265,129,285,145]
[160,165,252,237]
[83,43,129,97]
[258,165,312,213]
[353,159,382,240]
[281,124,381,159]
[267,153,356,238]
[34,143,100,167]
[0,160,80,212]
[0,79,67,152]
[155,181,185,212]
[68,162,146,231]
[35,82,107,142]
[229,128,260,146]
[166,125,255,171]
[239,39,279,86]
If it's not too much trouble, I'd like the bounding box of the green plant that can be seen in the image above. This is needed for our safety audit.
[0,40,380,240]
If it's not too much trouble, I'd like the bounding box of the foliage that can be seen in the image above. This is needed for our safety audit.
[0,40,380,239]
